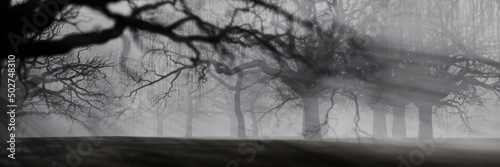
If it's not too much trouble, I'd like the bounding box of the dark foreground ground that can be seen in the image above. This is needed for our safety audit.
[1,137,499,167]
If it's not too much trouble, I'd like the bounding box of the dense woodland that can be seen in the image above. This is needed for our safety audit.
[1,0,500,144]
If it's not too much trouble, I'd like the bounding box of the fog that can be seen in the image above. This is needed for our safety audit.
[7,0,500,141]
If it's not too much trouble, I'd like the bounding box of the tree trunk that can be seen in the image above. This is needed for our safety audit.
[234,73,246,139]
[371,103,388,138]
[250,109,259,138]
[185,96,193,137]
[185,112,193,137]
[302,95,322,140]
[229,113,237,137]
[156,117,164,137]
[417,104,433,139]
[392,104,407,138]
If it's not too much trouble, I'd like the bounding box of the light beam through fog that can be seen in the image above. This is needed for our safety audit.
[1,0,500,166]
[13,0,500,140]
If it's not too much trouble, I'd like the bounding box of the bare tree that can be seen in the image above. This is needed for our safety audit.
[3,0,499,142]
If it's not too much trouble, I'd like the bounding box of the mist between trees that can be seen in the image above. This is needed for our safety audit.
[1,0,499,142]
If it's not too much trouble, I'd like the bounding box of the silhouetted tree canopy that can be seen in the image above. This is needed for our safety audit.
[1,0,500,140]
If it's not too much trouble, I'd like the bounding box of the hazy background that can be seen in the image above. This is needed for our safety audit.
[11,0,500,139]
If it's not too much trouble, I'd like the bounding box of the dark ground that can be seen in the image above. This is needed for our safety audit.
[1,137,499,167]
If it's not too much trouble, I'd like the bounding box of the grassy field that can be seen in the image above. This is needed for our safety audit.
[1,137,499,167]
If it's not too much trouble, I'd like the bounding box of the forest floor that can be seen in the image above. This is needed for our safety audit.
[1,137,499,167]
